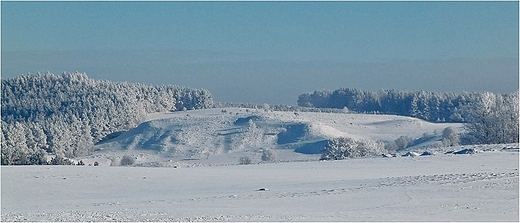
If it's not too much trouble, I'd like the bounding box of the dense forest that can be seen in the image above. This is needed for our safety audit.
[1,72,213,165]
[298,88,519,144]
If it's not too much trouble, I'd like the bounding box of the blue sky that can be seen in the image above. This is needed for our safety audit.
[2,2,518,104]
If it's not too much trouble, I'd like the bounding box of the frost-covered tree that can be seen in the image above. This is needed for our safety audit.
[462,91,519,144]
[297,88,510,123]
[1,121,30,164]
[29,149,48,165]
[383,140,398,152]
[442,126,460,147]
[120,155,135,166]
[394,136,413,150]
[1,72,214,165]
[321,137,385,160]
[261,148,276,162]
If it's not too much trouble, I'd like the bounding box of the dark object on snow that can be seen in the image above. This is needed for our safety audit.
[444,150,455,154]
[258,188,268,191]
[382,154,397,158]
[453,148,477,154]
[420,151,434,156]
[501,147,520,152]
[402,152,419,157]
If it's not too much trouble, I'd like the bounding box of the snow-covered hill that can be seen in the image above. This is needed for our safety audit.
[84,108,463,166]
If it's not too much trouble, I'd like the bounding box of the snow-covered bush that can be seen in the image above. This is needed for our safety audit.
[239,156,252,165]
[261,149,276,162]
[394,136,413,150]
[321,137,386,160]
[50,155,74,165]
[120,155,135,166]
[442,126,460,147]
[383,140,398,152]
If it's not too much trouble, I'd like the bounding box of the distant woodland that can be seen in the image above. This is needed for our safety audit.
[1,72,213,164]
[298,88,519,144]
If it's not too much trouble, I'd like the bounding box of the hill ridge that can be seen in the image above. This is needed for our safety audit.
[89,107,463,166]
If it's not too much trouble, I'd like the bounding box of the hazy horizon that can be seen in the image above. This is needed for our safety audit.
[2,2,518,105]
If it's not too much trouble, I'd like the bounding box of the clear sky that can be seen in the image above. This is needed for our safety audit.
[2,1,518,105]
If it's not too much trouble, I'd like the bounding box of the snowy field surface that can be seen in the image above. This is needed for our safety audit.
[2,149,518,221]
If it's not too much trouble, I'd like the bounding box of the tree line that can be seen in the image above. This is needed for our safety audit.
[1,72,213,165]
[298,88,518,144]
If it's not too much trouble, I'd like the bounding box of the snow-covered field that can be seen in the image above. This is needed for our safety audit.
[2,108,518,221]
[2,149,518,221]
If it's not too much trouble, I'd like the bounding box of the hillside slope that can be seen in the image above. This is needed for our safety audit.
[86,108,462,166]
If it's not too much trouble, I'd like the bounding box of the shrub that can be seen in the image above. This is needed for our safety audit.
[120,155,135,166]
[239,156,252,165]
[94,161,99,166]
[442,126,460,147]
[384,140,398,152]
[261,149,276,162]
[394,136,413,150]
[50,155,74,165]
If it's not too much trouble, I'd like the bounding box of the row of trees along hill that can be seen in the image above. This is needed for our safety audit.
[298,88,519,144]
[1,72,213,165]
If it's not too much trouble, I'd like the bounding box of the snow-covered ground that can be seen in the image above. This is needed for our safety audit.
[82,108,464,167]
[2,108,518,221]
[2,148,518,221]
